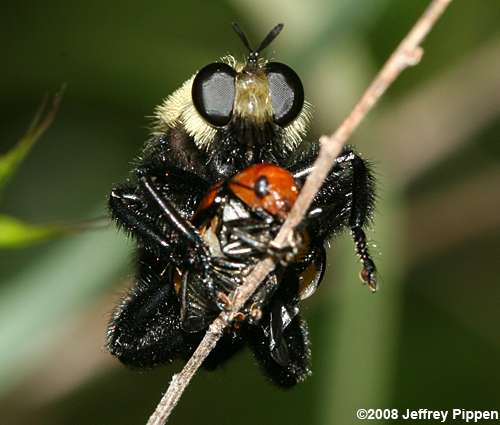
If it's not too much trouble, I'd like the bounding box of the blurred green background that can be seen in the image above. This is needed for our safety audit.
[1,1,499,424]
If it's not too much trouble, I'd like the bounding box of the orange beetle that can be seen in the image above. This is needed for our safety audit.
[181,164,324,338]
[195,163,299,222]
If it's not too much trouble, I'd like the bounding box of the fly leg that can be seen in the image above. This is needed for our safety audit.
[291,146,378,291]
[139,176,218,300]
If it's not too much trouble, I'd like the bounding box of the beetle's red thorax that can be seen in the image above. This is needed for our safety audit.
[229,164,298,219]
[195,164,298,221]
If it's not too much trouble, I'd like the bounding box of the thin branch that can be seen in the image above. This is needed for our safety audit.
[146,1,453,423]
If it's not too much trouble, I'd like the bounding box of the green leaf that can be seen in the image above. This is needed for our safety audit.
[0,214,67,248]
[0,87,64,194]
[0,225,130,395]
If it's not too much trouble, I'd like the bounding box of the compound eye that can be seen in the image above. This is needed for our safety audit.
[192,63,236,127]
[266,62,304,126]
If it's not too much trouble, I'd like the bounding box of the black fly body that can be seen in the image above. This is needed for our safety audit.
[107,23,377,387]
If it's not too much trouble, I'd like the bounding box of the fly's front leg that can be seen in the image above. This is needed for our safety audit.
[109,187,174,250]
[139,177,210,265]
[343,152,378,291]
[291,146,378,291]
[138,176,218,300]
[351,226,377,291]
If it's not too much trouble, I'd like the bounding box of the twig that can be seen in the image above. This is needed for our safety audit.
[146,1,453,424]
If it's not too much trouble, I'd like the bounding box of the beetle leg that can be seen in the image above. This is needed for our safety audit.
[223,221,301,265]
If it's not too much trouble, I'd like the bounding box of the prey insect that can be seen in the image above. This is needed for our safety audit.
[107,23,377,387]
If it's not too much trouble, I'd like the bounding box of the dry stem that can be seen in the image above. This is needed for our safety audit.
[146,1,453,423]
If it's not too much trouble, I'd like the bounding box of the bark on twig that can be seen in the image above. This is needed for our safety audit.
[146,1,453,424]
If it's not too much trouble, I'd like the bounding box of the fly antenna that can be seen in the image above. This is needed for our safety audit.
[232,22,253,52]
[232,23,285,66]
[256,23,284,53]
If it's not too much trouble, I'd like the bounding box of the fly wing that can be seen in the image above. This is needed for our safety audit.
[268,301,299,366]
[180,271,219,332]
[248,307,311,388]
[180,258,244,332]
